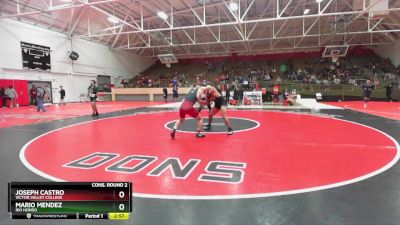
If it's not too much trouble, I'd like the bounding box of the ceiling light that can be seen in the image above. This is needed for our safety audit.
[316,0,323,3]
[107,16,119,24]
[157,11,168,20]
[304,8,310,14]
[229,2,238,11]
[60,0,72,2]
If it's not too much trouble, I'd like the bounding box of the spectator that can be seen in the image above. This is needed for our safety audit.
[172,85,178,101]
[385,83,393,102]
[237,82,244,104]
[284,90,297,105]
[171,77,178,87]
[388,73,396,83]
[163,86,168,102]
[88,80,99,116]
[59,86,66,105]
[225,84,230,105]
[232,81,239,102]
[30,85,37,106]
[5,86,18,108]
[310,74,316,83]
[103,83,109,92]
[36,86,46,112]
[362,79,374,109]
[207,62,213,72]
[255,82,260,91]
[265,73,271,81]
[44,85,51,103]
[333,76,341,85]
[1,86,9,108]
[289,71,297,81]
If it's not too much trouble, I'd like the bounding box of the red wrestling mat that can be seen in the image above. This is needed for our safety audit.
[0,101,165,128]
[325,101,400,120]
[21,110,399,199]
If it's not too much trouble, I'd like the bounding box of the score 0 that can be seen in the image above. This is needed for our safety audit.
[117,190,128,211]
[118,191,125,199]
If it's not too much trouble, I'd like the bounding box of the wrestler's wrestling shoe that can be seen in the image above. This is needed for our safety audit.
[203,124,211,130]
[227,127,234,135]
[196,132,205,138]
[171,129,176,138]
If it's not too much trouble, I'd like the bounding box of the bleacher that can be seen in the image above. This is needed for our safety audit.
[128,51,399,101]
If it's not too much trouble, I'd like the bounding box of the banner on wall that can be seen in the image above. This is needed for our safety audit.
[243,91,263,105]
[21,42,51,71]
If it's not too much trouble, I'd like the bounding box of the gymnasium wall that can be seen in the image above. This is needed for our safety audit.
[373,39,400,67]
[0,19,156,103]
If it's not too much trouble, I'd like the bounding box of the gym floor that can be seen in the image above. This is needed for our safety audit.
[0,101,399,225]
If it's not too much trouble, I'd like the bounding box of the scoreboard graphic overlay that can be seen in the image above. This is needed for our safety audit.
[8,182,132,220]
[20,42,51,71]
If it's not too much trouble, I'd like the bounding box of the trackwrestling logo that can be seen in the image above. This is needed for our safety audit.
[63,152,246,184]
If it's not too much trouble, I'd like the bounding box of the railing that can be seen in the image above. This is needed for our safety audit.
[111,82,398,102]
[259,81,399,101]
[111,87,192,101]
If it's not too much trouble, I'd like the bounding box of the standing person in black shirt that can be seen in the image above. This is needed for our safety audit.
[163,86,168,102]
[172,85,178,101]
[0,86,8,108]
[88,80,99,117]
[385,83,393,102]
[225,84,230,105]
[59,86,66,105]
[362,80,374,109]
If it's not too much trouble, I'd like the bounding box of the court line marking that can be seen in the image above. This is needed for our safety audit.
[342,105,400,116]
[163,117,260,134]
[359,110,400,116]
[19,110,400,200]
